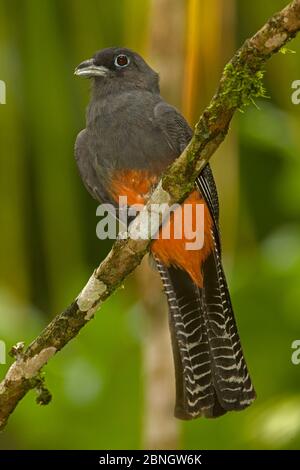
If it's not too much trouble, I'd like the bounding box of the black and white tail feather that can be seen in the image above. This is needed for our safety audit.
[155,165,256,419]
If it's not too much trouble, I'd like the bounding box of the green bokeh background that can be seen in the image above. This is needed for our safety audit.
[1,0,300,450]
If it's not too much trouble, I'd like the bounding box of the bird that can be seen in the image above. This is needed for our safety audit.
[74,47,256,419]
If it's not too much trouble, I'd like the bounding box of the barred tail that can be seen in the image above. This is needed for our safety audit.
[156,233,256,419]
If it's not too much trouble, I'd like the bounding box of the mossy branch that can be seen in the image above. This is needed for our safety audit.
[1,0,300,431]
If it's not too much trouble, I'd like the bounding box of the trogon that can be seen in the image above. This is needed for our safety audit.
[74,47,256,419]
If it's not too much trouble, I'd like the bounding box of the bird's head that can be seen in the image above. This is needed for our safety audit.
[75,47,159,94]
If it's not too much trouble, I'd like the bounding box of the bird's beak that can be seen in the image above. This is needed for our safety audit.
[74,59,109,78]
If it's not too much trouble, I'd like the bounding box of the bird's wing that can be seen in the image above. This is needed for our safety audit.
[75,129,111,205]
[154,101,193,154]
[154,101,219,229]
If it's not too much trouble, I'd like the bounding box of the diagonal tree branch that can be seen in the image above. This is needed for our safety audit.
[1,0,300,430]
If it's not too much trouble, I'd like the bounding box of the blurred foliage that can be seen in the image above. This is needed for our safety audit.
[0,0,300,450]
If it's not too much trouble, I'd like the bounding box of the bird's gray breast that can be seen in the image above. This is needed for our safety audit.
[86,90,176,174]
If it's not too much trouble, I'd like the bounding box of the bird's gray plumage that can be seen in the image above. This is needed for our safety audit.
[75,47,256,419]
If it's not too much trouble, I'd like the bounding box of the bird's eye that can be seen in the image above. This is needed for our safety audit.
[114,54,130,68]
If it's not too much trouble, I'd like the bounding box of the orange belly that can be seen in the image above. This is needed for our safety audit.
[110,170,214,287]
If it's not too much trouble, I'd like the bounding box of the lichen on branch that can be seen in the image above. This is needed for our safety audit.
[218,62,268,110]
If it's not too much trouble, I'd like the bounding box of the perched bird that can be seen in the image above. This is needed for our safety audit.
[74,47,256,419]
